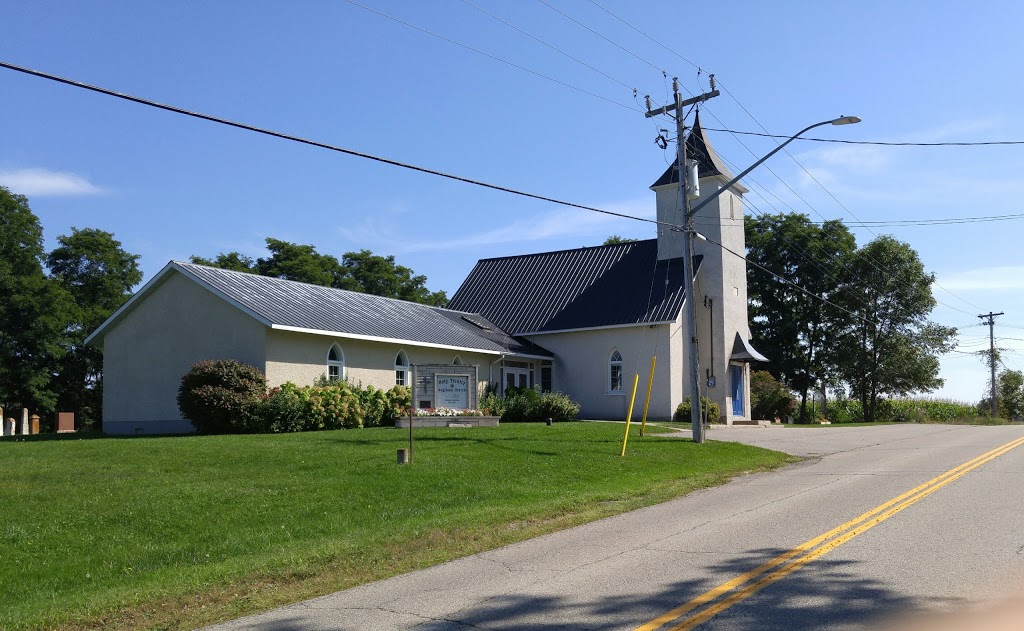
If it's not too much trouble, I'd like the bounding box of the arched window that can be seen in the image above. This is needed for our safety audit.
[609,350,623,392]
[452,355,463,365]
[327,344,344,381]
[395,350,409,386]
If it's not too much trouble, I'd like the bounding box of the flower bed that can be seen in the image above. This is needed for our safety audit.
[398,409,499,428]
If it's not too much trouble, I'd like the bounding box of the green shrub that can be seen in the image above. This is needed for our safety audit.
[177,360,267,434]
[383,385,411,426]
[826,398,863,423]
[826,397,978,423]
[496,387,580,423]
[750,371,796,421]
[479,392,506,417]
[259,383,308,433]
[673,396,721,423]
[356,385,388,428]
[533,391,581,423]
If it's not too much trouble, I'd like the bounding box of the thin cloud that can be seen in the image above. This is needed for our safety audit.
[938,266,1024,291]
[0,168,103,196]
[404,198,653,252]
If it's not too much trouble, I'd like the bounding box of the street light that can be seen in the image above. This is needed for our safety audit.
[679,114,860,443]
[688,116,861,217]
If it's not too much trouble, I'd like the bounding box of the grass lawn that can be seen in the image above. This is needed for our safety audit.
[1,422,795,630]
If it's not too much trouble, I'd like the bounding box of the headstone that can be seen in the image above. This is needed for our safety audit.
[56,412,75,433]
[20,408,29,435]
[30,415,40,435]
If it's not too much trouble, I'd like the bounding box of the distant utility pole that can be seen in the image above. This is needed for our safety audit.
[978,311,1004,415]
[645,77,719,443]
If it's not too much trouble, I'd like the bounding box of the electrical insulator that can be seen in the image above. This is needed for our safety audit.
[686,159,700,200]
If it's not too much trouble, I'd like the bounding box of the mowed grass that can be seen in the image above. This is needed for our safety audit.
[1,422,796,630]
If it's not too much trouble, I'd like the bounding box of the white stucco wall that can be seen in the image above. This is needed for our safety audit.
[101,271,268,434]
[264,329,497,396]
[654,175,754,422]
[525,322,682,420]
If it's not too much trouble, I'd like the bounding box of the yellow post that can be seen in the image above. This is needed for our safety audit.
[620,374,640,457]
[640,356,657,436]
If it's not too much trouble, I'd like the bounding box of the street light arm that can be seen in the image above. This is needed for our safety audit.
[687,118,851,218]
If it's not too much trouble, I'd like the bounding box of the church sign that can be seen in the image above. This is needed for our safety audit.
[434,374,470,409]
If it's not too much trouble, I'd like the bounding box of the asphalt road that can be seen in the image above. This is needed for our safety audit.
[205,424,1024,630]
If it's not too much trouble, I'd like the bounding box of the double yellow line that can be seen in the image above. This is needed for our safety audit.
[637,434,1024,631]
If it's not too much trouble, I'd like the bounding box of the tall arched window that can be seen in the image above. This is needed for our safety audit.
[609,350,623,392]
[452,355,463,365]
[395,350,409,386]
[327,344,344,381]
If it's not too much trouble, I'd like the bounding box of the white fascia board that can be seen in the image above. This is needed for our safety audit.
[516,320,674,337]
[269,324,504,355]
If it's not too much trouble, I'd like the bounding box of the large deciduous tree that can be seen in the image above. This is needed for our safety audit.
[192,239,448,306]
[47,227,142,428]
[0,186,74,414]
[745,213,856,421]
[835,235,956,421]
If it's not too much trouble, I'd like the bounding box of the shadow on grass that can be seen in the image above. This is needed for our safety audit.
[210,547,945,630]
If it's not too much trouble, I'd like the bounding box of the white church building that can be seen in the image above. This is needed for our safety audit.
[87,115,766,434]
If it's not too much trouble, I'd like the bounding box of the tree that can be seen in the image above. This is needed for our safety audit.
[745,213,856,421]
[835,236,956,421]
[189,252,256,273]
[47,227,142,427]
[192,239,447,306]
[0,186,74,415]
[996,369,1024,419]
[603,235,637,245]
[342,249,447,306]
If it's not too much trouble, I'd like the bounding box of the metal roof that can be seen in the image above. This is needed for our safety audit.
[447,239,698,335]
[88,261,551,357]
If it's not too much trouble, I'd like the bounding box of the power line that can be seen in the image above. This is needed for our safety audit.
[692,229,878,326]
[704,127,1024,147]
[340,0,641,113]
[542,0,988,317]
[460,0,638,93]
[0,60,671,230]
[536,0,670,78]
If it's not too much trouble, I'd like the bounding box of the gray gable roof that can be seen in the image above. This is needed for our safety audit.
[88,261,551,357]
[448,239,698,334]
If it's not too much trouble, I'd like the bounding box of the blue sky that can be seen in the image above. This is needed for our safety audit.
[3,1,1023,403]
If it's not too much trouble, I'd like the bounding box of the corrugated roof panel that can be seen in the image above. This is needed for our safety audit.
[448,239,695,334]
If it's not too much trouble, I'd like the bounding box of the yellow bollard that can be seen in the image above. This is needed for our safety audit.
[640,356,657,436]
[620,374,640,456]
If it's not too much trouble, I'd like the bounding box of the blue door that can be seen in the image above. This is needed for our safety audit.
[731,365,744,417]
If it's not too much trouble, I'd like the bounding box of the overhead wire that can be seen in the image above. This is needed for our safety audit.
[703,127,1024,147]
[0,60,669,229]
[459,0,638,93]
[339,0,642,113]
[573,0,991,316]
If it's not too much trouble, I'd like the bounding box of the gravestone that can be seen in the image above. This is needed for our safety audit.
[20,408,29,435]
[56,412,75,433]
[30,415,40,435]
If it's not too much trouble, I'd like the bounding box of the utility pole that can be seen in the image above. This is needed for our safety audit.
[645,77,719,443]
[978,311,1004,415]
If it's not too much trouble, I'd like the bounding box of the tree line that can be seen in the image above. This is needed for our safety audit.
[0,186,448,428]
[745,213,957,422]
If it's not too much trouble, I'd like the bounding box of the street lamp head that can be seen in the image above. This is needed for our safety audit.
[830,116,861,126]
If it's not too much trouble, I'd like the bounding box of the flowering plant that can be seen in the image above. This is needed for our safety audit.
[412,407,485,417]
